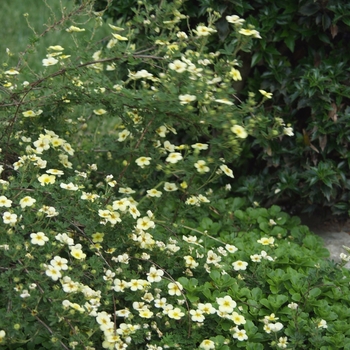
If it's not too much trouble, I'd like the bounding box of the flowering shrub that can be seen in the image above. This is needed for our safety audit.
[93,0,350,214]
[1,1,350,349]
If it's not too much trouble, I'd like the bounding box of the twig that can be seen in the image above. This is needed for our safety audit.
[33,314,70,350]
[69,220,112,269]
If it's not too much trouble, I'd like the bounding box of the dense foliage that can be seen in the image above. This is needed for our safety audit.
[90,0,350,215]
[1,1,350,349]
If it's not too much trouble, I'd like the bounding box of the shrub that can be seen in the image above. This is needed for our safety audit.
[1,1,350,349]
[91,0,350,215]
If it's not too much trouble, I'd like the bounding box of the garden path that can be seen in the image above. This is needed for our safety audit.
[299,213,350,269]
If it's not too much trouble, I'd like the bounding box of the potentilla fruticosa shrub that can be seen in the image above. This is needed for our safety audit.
[2,1,350,349]
[92,0,350,215]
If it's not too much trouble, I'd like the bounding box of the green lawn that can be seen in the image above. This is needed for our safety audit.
[0,0,111,77]
[1,1,70,69]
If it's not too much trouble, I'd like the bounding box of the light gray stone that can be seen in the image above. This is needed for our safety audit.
[299,214,350,268]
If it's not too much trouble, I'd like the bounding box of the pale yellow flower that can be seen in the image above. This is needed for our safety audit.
[239,28,261,38]
[177,31,188,39]
[22,109,43,117]
[147,189,162,197]
[60,182,79,191]
[70,247,86,260]
[220,164,234,178]
[283,126,294,136]
[194,160,210,173]
[226,15,245,25]
[259,89,273,99]
[3,212,17,225]
[199,339,215,350]
[42,57,58,66]
[191,143,209,150]
[232,260,248,271]
[169,59,187,73]
[179,94,196,104]
[93,109,107,115]
[92,232,104,243]
[215,98,234,105]
[46,169,64,176]
[135,156,151,168]
[66,26,85,33]
[45,266,62,281]
[38,174,56,186]
[229,68,242,81]
[164,182,178,192]
[0,196,12,207]
[138,309,154,319]
[19,196,36,208]
[48,45,64,51]
[117,129,130,142]
[231,125,248,138]
[0,330,6,343]
[166,152,183,163]
[30,232,49,246]
[193,25,217,37]
[108,24,124,31]
[4,68,19,75]
[257,236,274,245]
[168,282,183,296]
[167,307,185,320]
[111,33,128,41]
[128,69,153,80]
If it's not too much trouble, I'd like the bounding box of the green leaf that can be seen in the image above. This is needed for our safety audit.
[269,294,289,309]
[186,293,199,303]
[318,32,331,44]
[322,14,332,30]
[299,2,321,16]
[251,287,263,300]
[259,298,271,309]
[234,210,246,220]
[259,222,270,233]
[246,343,264,350]
[292,293,301,301]
[221,321,233,331]
[308,287,322,299]
[269,205,282,216]
[251,52,263,67]
[269,284,279,294]
[284,36,295,52]
[271,226,287,236]
[210,270,221,283]
[201,282,213,299]
[200,217,213,229]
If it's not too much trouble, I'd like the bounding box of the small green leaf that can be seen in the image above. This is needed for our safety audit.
[284,36,295,52]
[251,52,263,67]
[299,2,321,16]
[308,287,321,299]
[292,293,301,301]
[260,298,271,309]
[234,210,245,220]
[200,217,213,229]
[210,270,221,283]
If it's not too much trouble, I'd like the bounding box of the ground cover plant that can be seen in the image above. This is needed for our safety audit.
[1,1,350,349]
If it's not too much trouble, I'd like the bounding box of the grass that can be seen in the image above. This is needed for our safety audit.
[1,1,71,71]
[0,0,111,79]
[0,0,116,146]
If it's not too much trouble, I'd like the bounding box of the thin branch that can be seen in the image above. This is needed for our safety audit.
[34,314,70,350]
[69,220,112,269]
